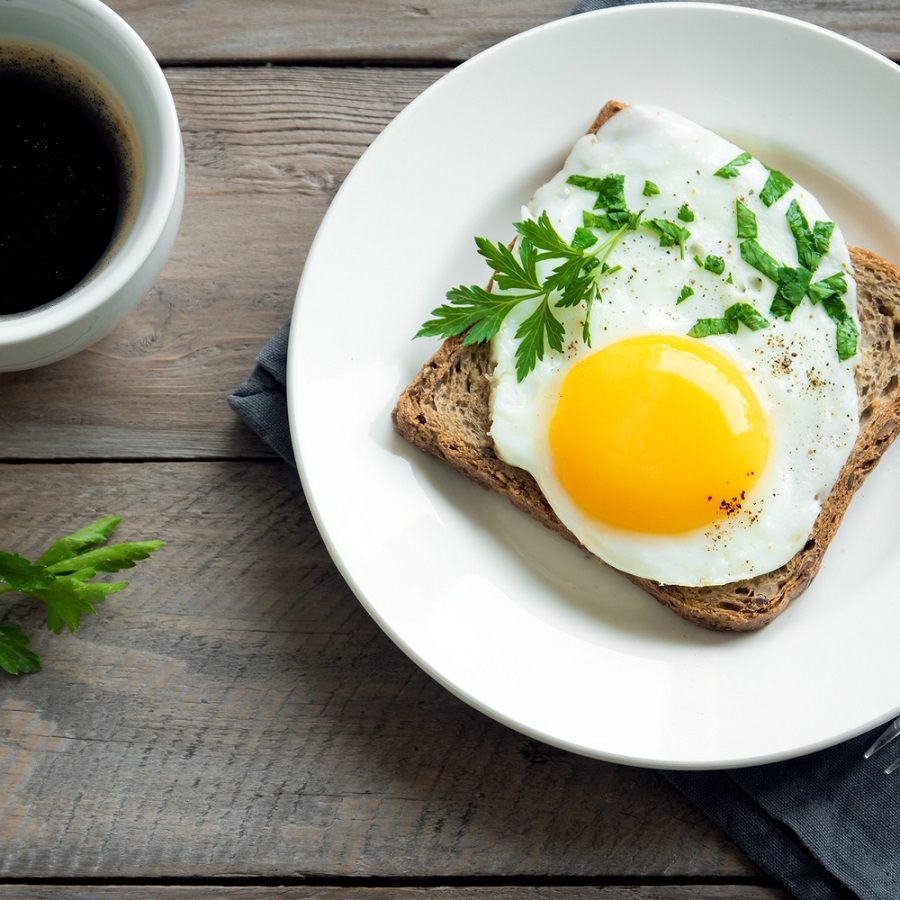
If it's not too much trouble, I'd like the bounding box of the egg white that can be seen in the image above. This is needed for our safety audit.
[489,104,860,587]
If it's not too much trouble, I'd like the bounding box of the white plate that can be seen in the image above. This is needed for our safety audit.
[289,2,900,769]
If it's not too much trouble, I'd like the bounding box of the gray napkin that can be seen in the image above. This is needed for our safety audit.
[228,3,900,897]
[228,318,295,467]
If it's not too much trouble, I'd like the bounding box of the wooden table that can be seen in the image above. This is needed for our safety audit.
[2,2,897,896]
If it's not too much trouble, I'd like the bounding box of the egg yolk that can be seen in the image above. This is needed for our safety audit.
[549,334,769,534]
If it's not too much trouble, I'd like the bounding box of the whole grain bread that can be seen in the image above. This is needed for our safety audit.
[392,103,900,631]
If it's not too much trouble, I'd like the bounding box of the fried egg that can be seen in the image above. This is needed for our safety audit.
[489,104,859,586]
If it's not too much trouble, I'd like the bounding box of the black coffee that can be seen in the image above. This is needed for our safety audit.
[0,45,139,316]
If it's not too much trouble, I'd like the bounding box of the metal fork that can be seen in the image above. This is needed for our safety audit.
[864,716,900,774]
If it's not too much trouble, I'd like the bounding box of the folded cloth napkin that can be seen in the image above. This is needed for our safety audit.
[228,318,296,467]
[228,2,900,897]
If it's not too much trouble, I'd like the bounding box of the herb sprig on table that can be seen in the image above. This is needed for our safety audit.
[0,516,163,675]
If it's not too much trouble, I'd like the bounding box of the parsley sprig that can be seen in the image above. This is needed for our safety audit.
[0,516,163,675]
[416,210,634,381]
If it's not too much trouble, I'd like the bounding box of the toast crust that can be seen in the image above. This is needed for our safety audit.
[392,104,900,631]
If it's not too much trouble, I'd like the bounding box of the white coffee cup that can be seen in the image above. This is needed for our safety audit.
[0,0,184,372]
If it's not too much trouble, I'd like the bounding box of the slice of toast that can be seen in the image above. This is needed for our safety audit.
[392,103,900,631]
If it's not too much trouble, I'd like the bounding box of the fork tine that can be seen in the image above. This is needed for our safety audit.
[884,755,900,776]
[865,715,900,759]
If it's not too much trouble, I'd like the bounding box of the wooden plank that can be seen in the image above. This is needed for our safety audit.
[108,0,900,63]
[0,461,759,880]
[110,0,582,64]
[0,67,443,462]
[0,885,791,898]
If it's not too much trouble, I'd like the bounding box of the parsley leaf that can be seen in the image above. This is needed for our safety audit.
[474,235,540,293]
[688,302,770,338]
[759,168,794,207]
[813,220,835,257]
[740,238,781,282]
[771,265,812,320]
[0,517,163,675]
[416,284,524,345]
[677,285,694,304]
[785,198,838,274]
[45,541,166,576]
[36,571,129,635]
[0,551,54,593]
[785,199,821,271]
[704,255,726,275]
[567,173,633,230]
[642,180,660,197]
[835,315,860,362]
[36,515,122,567]
[514,297,566,382]
[642,218,691,258]
[678,203,694,223]
[714,151,753,179]
[808,272,848,305]
[808,272,857,360]
[0,626,41,676]
[736,200,757,239]
[516,214,581,261]
[730,303,772,332]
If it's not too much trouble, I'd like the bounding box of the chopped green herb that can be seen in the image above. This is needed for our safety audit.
[583,209,644,232]
[834,315,860,362]
[688,302,770,338]
[740,238,781,282]
[0,517,164,675]
[642,180,660,197]
[736,201,856,360]
[642,218,691,258]
[807,271,858,360]
[808,272,848,306]
[567,173,634,231]
[677,203,694,222]
[785,199,837,273]
[759,168,794,207]
[676,285,694,304]
[736,200,757,239]
[813,220,835,256]
[770,265,812,320]
[785,200,819,271]
[704,255,726,275]
[714,151,753,179]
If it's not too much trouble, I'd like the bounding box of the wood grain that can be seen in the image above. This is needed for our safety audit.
[0,887,790,898]
[0,67,443,462]
[107,0,900,63]
[0,462,759,882]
